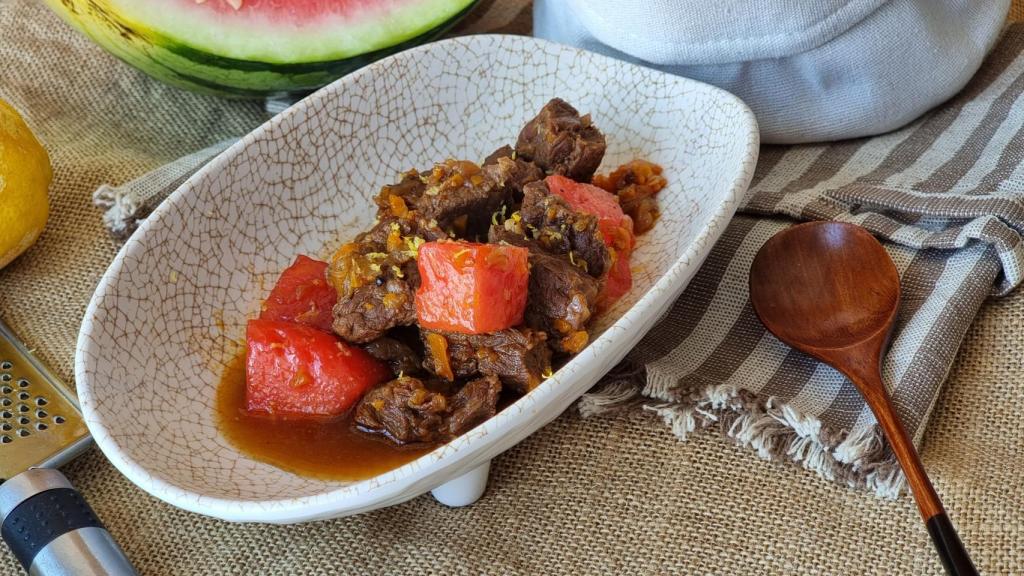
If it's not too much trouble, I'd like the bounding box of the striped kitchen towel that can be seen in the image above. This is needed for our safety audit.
[584,25,1024,497]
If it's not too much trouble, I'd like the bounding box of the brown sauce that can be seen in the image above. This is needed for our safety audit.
[215,354,431,481]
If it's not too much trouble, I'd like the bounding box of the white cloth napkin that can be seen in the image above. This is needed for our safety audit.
[535,0,1009,143]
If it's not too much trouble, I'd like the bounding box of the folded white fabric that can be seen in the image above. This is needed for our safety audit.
[535,0,1010,143]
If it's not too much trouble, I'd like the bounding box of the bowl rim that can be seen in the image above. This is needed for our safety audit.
[75,33,759,523]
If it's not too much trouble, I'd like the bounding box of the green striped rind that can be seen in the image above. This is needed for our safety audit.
[42,0,479,98]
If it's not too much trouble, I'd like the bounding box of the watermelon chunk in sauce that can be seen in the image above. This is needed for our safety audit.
[545,174,635,307]
[259,255,337,332]
[245,319,390,417]
[416,241,530,334]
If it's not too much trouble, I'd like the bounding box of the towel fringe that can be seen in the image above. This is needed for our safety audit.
[93,184,143,239]
[579,360,648,417]
[582,364,906,499]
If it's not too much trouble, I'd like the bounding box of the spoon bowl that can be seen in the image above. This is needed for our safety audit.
[749,221,899,350]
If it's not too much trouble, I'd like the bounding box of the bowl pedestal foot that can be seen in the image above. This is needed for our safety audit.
[430,460,490,507]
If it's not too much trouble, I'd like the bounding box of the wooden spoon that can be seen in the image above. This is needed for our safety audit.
[748,221,977,576]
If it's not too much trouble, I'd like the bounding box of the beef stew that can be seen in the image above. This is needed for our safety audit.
[219,98,667,478]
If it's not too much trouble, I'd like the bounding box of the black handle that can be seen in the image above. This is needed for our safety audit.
[0,468,136,575]
[927,512,979,576]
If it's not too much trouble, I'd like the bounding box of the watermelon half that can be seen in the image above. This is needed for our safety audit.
[43,0,479,97]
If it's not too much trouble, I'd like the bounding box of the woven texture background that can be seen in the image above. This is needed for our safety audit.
[0,1,1021,574]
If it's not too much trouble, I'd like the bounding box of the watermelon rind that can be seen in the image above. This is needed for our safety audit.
[42,0,480,98]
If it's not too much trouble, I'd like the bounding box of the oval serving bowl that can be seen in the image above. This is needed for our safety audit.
[76,34,758,523]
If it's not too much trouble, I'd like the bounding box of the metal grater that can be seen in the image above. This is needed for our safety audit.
[0,320,90,480]
[0,319,135,575]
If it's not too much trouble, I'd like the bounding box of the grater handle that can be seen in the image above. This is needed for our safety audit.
[0,468,137,576]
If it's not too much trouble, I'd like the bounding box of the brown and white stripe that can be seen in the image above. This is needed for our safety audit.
[586,24,1024,497]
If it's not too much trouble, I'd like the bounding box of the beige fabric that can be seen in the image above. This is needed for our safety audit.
[0,0,1021,574]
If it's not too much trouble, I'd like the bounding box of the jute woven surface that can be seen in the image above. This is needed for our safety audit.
[0,1,1021,574]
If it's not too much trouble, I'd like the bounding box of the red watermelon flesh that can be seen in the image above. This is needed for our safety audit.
[259,255,337,332]
[188,0,391,20]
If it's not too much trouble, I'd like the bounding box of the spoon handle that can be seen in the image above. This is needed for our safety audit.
[853,371,978,576]
[927,512,978,576]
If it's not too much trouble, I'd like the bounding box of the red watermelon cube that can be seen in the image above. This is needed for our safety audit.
[416,241,530,334]
[259,255,337,332]
[245,319,390,418]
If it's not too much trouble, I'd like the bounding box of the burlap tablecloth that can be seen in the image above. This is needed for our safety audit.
[1,1,1022,574]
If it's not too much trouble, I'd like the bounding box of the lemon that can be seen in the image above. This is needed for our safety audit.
[0,98,51,270]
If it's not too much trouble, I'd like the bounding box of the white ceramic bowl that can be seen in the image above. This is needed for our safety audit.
[76,35,758,523]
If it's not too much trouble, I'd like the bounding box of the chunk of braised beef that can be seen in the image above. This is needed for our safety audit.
[374,161,504,240]
[363,335,423,376]
[482,145,544,206]
[353,377,446,444]
[524,252,598,355]
[449,375,501,426]
[329,242,419,344]
[367,171,443,243]
[373,170,426,220]
[331,272,417,344]
[483,144,513,166]
[353,375,500,445]
[520,180,610,278]
[488,225,598,355]
[515,98,606,181]
[421,328,552,394]
[415,160,505,238]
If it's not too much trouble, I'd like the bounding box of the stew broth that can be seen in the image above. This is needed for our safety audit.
[216,354,431,481]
